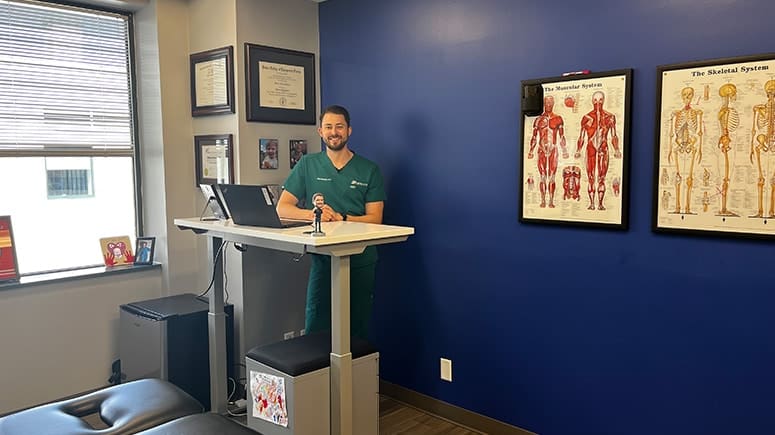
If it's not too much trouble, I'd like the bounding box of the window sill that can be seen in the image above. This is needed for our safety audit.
[0,263,162,291]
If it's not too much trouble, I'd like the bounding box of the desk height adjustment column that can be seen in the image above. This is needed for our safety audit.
[207,236,228,414]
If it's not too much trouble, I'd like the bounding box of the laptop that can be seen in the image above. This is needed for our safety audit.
[199,184,230,220]
[216,183,310,228]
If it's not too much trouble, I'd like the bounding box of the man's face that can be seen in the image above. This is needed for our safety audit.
[314,195,324,208]
[318,113,351,151]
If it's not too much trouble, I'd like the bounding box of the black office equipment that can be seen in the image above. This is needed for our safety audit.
[119,293,236,410]
[521,82,544,116]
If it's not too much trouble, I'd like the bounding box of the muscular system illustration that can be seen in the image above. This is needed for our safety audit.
[575,91,621,210]
[528,96,568,208]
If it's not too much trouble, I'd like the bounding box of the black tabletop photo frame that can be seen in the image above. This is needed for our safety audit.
[189,46,235,117]
[245,43,316,124]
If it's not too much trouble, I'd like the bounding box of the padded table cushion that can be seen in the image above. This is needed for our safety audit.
[136,413,256,435]
[246,331,377,376]
[0,378,203,435]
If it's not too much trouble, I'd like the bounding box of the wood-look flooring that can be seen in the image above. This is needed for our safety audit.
[379,395,483,435]
[83,394,482,434]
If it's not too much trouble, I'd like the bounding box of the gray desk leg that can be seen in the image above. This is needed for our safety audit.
[330,255,353,435]
[208,237,228,414]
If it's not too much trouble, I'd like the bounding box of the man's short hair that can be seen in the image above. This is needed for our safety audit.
[319,105,351,126]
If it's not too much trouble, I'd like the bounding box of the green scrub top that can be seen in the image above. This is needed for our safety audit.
[283,151,387,266]
[283,150,387,338]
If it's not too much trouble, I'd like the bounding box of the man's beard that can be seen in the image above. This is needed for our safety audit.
[325,136,348,151]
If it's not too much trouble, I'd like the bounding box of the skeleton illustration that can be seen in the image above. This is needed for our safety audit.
[717,83,739,216]
[668,87,704,214]
[749,80,775,218]
[575,91,621,210]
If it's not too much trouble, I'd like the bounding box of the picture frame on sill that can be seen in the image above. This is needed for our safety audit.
[0,215,20,284]
[134,237,156,265]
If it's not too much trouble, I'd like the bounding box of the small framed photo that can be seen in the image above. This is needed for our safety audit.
[289,139,308,169]
[99,236,133,267]
[134,237,156,265]
[259,138,279,169]
[190,46,235,117]
[195,134,234,187]
[245,43,316,124]
[0,215,20,283]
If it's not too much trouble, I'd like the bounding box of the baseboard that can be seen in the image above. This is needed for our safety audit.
[379,380,537,435]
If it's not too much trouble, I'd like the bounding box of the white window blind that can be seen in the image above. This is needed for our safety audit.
[0,0,134,156]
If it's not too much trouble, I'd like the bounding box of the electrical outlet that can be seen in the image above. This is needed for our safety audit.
[440,358,452,382]
[283,331,295,340]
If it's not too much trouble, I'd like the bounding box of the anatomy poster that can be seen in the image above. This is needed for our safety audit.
[654,54,775,238]
[520,70,632,229]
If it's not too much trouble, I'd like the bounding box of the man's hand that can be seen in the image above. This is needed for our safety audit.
[320,205,339,222]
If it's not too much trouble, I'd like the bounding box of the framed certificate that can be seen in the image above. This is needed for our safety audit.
[245,43,316,124]
[194,134,234,187]
[190,46,235,117]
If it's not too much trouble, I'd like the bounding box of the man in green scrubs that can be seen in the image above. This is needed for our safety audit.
[277,105,386,339]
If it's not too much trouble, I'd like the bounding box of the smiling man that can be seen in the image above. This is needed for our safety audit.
[276,104,386,339]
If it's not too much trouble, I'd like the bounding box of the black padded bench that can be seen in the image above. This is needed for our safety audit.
[0,378,203,435]
[136,413,257,434]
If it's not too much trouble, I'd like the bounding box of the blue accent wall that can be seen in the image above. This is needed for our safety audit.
[320,1,775,434]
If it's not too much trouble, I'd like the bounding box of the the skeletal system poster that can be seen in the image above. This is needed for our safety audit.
[655,55,775,237]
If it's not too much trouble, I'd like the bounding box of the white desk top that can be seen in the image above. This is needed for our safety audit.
[174,218,414,253]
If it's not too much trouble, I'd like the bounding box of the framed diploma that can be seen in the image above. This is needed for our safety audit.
[194,134,234,187]
[653,52,775,240]
[245,43,316,124]
[519,69,633,230]
[189,46,235,117]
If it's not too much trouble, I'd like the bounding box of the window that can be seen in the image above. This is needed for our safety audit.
[46,157,94,198]
[0,0,138,275]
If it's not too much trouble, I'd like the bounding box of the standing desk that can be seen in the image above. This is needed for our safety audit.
[174,218,414,435]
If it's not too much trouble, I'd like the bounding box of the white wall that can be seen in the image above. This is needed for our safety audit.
[0,269,161,413]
